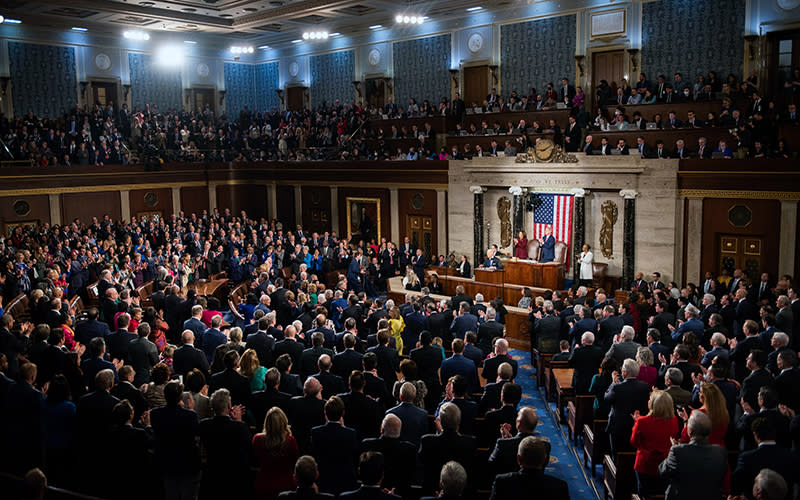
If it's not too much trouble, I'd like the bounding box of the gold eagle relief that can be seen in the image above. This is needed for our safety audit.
[600,200,618,258]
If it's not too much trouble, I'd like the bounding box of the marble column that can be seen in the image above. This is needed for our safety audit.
[470,186,486,266]
[267,184,277,221]
[48,194,61,226]
[779,200,798,277]
[330,186,339,235]
[171,187,181,216]
[389,188,400,242]
[436,189,447,257]
[685,198,704,285]
[120,190,131,222]
[208,183,218,212]
[293,185,302,226]
[570,188,587,283]
[620,189,638,290]
[509,186,525,238]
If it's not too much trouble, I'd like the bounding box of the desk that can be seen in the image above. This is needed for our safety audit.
[474,268,504,284]
[368,116,457,134]
[503,259,565,290]
[190,278,230,303]
[426,266,460,277]
[590,127,735,151]
[553,367,575,424]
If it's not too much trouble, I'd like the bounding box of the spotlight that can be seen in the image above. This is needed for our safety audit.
[403,16,410,23]
[5,18,21,24]
[395,15,403,23]
[123,30,150,41]
[301,31,328,41]
[71,26,88,32]
[0,15,5,24]
[302,32,309,40]
[369,25,382,30]
[396,15,426,25]
[156,45,182,67]
[467,6,483,12]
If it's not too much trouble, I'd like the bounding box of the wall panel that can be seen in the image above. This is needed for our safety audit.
[216,184,267,219]
[129,188,173,218]
[224,62,256,117]
[301,186,332,234]
[9,42,78,118]
[398,188,438,256]
[310,50,355,108]
[61,191,121,224]
[180,186,210,216]
[0,195,51,235]
[392,35,451,110]
[128,52,182,111]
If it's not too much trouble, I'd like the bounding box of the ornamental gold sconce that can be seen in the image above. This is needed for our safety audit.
[744,35,758,60]
[122,84,131,100]
[574,55,585,78]
[275,89,284,105]
[79,81,89,100]
[382,77,393,92]
[489,65,499,86]
[627,49,639,75]
[352,80,362,99]
[449,69,459,94]
[218,90,226,105]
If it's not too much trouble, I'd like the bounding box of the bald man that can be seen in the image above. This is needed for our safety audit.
[173,330,209,376]
[482,338,519,383]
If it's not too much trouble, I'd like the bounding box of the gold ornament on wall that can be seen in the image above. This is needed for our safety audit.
[600,200,618,258]
[497,196,512,249]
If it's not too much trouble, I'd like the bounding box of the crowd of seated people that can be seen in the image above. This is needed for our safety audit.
[531,267,800,498]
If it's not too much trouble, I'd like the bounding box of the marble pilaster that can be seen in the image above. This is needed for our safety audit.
[470,186,486,266]
[779,200,798,277]
[509,186,524,238]
[685,197,704,285]
[571,188,587,284]
[620,189,638,290]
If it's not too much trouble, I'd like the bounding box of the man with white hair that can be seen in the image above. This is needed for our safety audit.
[775,295,793,339]
[767,331,791,376]
[419,402,477,493]
[471,293,487,317]
[360,414,417,495]
[386,382,428,446]
[605,325,641,366]
[700,293,719,327]
[700,332,729,368]
[568,332,604,394]
[604,358,650,455]
[752,469,788,500]
[669,304,705,344]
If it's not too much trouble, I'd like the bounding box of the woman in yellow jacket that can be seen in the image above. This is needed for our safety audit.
[388,306,405,355]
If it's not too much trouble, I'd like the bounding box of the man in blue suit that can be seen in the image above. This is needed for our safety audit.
[450,302,479,340]
[75,308,111,347]
[202,316,227,362]
[311,396,359,495]
[346,250,364,294]
[386,382,428,446]
[481,245,504,269]
[183,305,207,347]
[670,305,705,344]
[440,339,479,394]
[539,226,556,263]
[604,358,650,456]
[731,416,800,498]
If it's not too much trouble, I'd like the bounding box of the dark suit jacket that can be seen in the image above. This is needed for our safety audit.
[488,431,537,475]
[479,380,508,415]
[128,336,160,387]
[173,344,210,377]
[339,486,401,500]
[310,371,345,401]
[604,378,650,446]
[485,405,518,443]
[360,436,417,494]
[333,349,364,380]
[245,331,276,367]
[450,313,479,340]
[441,354,479,393]
[209,368,251,406]
[776,367,800,411]
[568,345,604,394]
[419,430,477,493]
[249,387,292,428]
[731,443,800,497]
[659,439,728,500]
[288,395,326,454]
[478,321,505,355]
[198,415,252,489]
[107,328,138,362]
[274,338,305,374]
[311,422,359,495]
[277,488,335,500]
[338,391,380,440]
[150,405,201,473]
[368,344,399,389]
[75,319,111,347]
[386,401,429,446]
[300,346,335,378]
[738,368,774,409]
[489,468,569,500]
[482,354,518,383]
[410,345,443,392]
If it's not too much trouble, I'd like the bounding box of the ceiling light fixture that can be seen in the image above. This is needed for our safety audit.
[302,31,329,40]
[467,6,483,12]
[183,40,197,44]
[369,24,383,30]
[123,30,150,41]
[4,18,21,24]
[395,14,425,24]
[0,16,5,24]
[230,46,254,54]
[258,45,270,50]
[329,32,341,37]
[71,26,88,32]
[291,39,303,44]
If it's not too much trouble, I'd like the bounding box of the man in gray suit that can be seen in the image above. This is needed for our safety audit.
[605,325,641,366]
[659,411,728,500]
[128,323,160,387]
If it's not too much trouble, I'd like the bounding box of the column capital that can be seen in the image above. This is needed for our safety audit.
[508,186,525,196]
[570,188,587,198]
[469,185,487,194]
[619,189,639,199]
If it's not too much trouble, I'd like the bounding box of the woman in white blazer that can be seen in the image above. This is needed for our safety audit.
[577,244,594,286]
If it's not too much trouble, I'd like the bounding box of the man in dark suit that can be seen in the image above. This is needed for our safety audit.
[333,334,364,380]
[604,358,651,455]
[569,332,604,395]
[199,388,252,500]
[489,436,569,500]
[312,396,359,495]
[311,354,347,400]
[659,411,728,500]
[338,371,380,441]
[277,455,335,500]
[775,349,800,411]
[386,381,429,446]
[274,324,305,374]
[440,339,479,395]
[74,308,111,347]
[1,362,45,475]
[767,332,791,376]
[420,402,477,494]
[339,451,401,500]
[450,302,479,341]
[776,295,794,339]
[531,301,561,354]
[488,406,540,475]
[731,322,765,383]
[201,316,227,363]
[183,305,206,344]
[731,416,799,498]
[360,414,417,496]
[646,329,671,370]
[107,314,137,363]
[173,330,209,377]
[245,316,276,367]
[463,332,484,368]
[301,332,335,378]
[597,305,625,350]
[209,350,250,406]
[479,362,513,415]
[657,345,702,391]
[648,300,676,348]
[485,383,522,445]
[368,331,399,392]
[568,306,598,346]
[410,331,443,402]
[250,367,292,428]
[479,308,505,356]
[81,337,120,387]
[110,365,147,422]
[128,323,160,387]
[482,338,518,384]
[288,378,326,454]
[403,303,428,353]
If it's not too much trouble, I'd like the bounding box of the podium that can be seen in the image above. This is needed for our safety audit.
[474,268,504,284]
[503,259,565,290]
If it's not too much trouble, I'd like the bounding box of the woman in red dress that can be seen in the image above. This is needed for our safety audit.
[253,407,300,500]
[513,231,529,259]
[631,390,680,497]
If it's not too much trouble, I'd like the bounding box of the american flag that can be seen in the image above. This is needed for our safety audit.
[531,193,574,269]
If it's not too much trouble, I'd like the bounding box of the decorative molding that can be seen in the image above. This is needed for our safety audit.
[619,189,639,199]
[677,189,800,200]
[508,186,524,196]
[570,188,587,198]
[590,9,627,39]
[469,185,487,194]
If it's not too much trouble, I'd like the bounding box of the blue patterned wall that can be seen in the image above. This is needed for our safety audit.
[9,42,77,118]
[501,15,576,98]
[255,61,280,112]
[392,34,451,110]
[128,53,182,112]
[224,62,256,118]
[642,0,745,82]
[310,50,355,108]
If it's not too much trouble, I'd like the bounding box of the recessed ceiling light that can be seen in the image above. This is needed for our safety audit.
[329,32,341,37]
[220,14,233,18]
[258,45,270,49]
[138,1,154,6]
[4,18,21,24]
[467,6,483,12]
[71,26,88,32]
[369,24,382,30]
[291,39,303,43]
[183,40,197,44]
[181,8,196,12]
[243,7,257,12]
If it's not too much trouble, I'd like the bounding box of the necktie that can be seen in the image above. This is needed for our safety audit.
[761,282,766,295]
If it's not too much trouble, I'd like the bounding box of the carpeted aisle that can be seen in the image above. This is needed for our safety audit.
[510,349,601,500]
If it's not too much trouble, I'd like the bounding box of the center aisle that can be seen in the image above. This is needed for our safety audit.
[509,349,600,500]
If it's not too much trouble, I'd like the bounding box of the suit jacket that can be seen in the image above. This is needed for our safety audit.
[776,307,793,338]
[730,336,762,382]
[209,368,251,406]
[173,344,209,377]
[532,315,561,354]
[107,328,138,363]
[201,328,227,362]
[75,319,111,347]
[482,354,518,384]
[387,401,428,446]
[274,338,305,374]
[440,354,479,394]
[338,391,380,440]
[450,313,479,340]
[732,443,800,497]
[598,316,625,349]
[198,415,252,487]
[339,486,401,500]
[658,439,730,500]
[410,345,444,392]
[605,340,642,367]
[128,336,160,387]
[658,361,703,392]
[368,344,399,389]
[333,349,364,380]
[277,488,335,500]
[665,385,691,409]
[604,378,651,444]
[311,422,359,495]
[245,331,276,367]
[288,395,326,454]
[776,367,800,411]
[81,356,117,388]
[183,317,206,344]
[568,345,604,394]
[488,431,538,475]
[312,371,347,400]
[479,380,508,415]
[489,468,569,500]
[249,387,292,428]
[360,436,417,494]
[300,346,335,378]
[150,405,201,473]
[419,430,477,493]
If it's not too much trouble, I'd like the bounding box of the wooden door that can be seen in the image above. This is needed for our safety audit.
[194,88,215,114]
[766,29,800,109]
[407,215,433,260]
[719,235,764,281]
[591,50,625,108]
[92,82,118,108]
[463,66,489,107]
[287,87,305,111]
[365,78,386,109]
[276,185,295,226]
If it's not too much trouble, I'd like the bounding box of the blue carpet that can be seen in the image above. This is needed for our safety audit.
[510,349,601,500]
